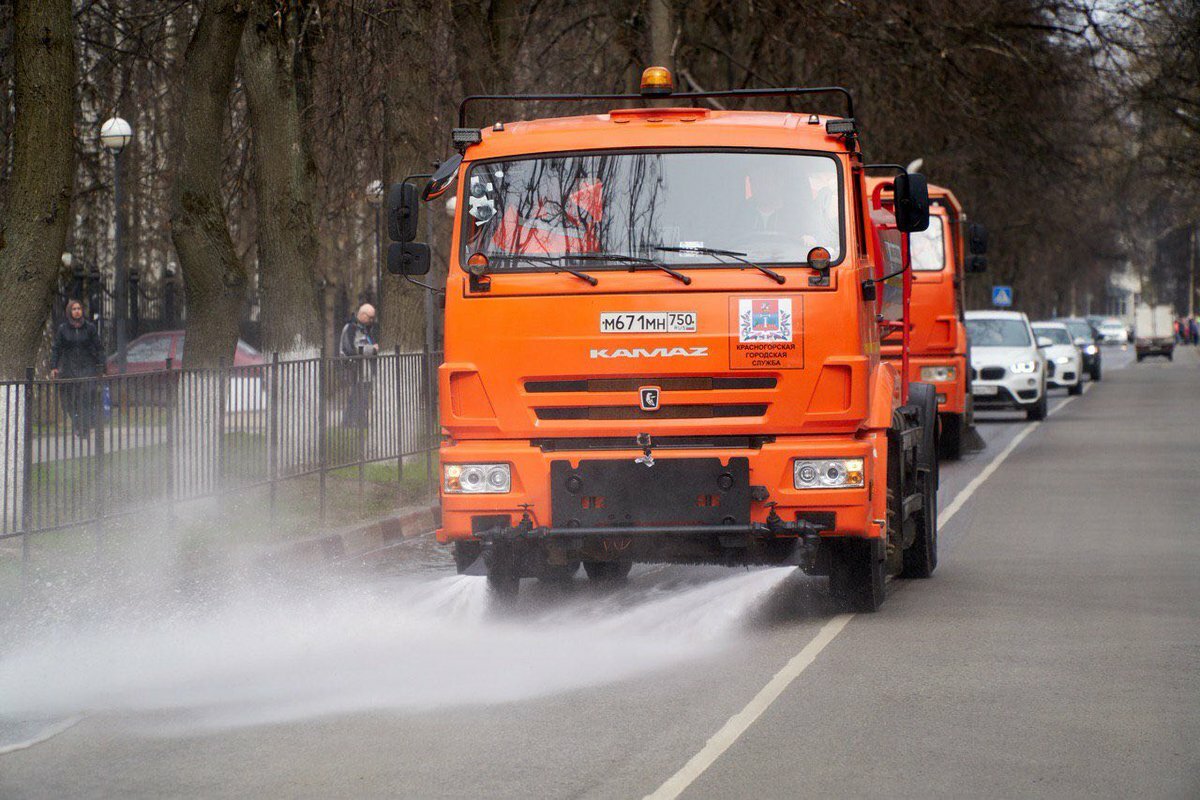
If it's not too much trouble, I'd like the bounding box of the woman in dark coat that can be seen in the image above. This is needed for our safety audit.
[50,299,105,437]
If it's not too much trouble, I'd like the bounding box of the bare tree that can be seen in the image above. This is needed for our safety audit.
[0,0,75,378]
[241,0,323,355]
[170,0,250,369]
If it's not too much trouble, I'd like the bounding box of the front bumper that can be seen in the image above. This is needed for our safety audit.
[438,435,884,547]
[1047,359,1081,388]
[970,373,1042,410]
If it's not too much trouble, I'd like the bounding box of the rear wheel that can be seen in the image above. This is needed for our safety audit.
[900,470,938,578]
[583,560,632,582]
[938,412,964,460]
[828,538,886,612]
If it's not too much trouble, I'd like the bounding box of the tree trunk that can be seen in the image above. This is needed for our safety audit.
[169,0,249,369]
[241,0,323,357]
[647,0,674,70]
[0,0,74,379]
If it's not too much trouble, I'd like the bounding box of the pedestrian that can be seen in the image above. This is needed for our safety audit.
[50,299,105,438]
[1191,317,1200,346]
[339,303,378,427]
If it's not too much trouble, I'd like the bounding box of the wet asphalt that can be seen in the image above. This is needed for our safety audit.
[2,345,1198,799]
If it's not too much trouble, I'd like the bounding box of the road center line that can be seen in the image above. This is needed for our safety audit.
[645,385,1088,800]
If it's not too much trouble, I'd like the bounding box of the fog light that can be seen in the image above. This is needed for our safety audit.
[794,458,864,489]
[444,463,511,494]
[936,393,947,404]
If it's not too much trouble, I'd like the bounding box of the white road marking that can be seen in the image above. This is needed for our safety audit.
[645,383,1090,800]
[643,614,853,800]
[0,717,82,756]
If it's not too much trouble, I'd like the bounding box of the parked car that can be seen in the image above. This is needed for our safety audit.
[1033,322,1083,395]
[1055,317,1102,381]
[1095,317,1129,345]
[105,330,264,375]
[965,310,1048,420]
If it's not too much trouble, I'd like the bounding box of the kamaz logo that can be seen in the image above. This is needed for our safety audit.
[589,347,709,359]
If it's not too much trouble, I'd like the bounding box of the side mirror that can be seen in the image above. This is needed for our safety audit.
[423,154,463,201]
[968,222,988,255]
[965,254,988,273]
[1037,336,1053,348]
[387,182,420,243]
[387,242,431,276]
[893,172,930,233]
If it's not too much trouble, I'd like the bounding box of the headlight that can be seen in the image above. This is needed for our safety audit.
[794,458,864,490]
[444,463,511,494]
[1054,356,1071,364]
[1011,360,1038,374]
[920,365,957,382]
[1085,344,1098,355]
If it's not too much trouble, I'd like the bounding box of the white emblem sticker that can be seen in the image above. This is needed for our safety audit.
[738,298,793,342]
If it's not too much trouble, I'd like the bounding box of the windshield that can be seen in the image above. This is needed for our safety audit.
[460,150,842,269]
[1033,326,1072,345]
[1061,320,1093,341]
[966,318,1031,347]
[910,215,946,271]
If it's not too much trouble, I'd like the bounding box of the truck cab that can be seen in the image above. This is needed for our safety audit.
[389,69,940,611]
[869,179,985,458]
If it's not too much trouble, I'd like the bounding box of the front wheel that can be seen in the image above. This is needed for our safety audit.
[828,538,886,612]
[1068,381,1083,396]
[1025,391,1047,420]
[1090,363,1102,381]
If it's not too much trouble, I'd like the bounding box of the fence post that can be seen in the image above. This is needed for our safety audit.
[164,357,176,521]
[93,373,107,556]
[217,356,227,489]
[21,368,34,573]
[318,347,328,525]
[394,345,403,489]
[269,352,279,520]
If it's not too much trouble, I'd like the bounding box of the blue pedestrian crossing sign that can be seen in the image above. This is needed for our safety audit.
[991,285,1013,307]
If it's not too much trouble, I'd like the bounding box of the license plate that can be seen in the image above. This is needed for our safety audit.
[600,312,697,333]
[973,385,999,396]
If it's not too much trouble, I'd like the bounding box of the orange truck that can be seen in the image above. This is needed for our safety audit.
[388,68,940,611]
[867,177,987,459]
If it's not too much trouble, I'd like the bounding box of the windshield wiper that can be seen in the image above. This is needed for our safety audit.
[655,245,786,285]
[487,254,598,286]
[567,252,692,285]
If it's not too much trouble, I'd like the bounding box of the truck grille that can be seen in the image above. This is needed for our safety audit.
[535,404,768,421]
[525,376,776,393]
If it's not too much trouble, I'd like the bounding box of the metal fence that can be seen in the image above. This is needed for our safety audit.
[1,349,440,545]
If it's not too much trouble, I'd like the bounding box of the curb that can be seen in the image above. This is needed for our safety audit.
[258,503,439,569]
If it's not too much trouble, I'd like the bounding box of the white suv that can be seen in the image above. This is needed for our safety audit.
[1032,321,1083,396]
[965,310,1048,420]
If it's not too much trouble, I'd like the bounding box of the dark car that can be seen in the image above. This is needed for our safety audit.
[1056,318,1102,381]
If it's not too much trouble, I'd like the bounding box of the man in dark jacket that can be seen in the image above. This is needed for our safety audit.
[50,299,105,438]
[339,303,377,427]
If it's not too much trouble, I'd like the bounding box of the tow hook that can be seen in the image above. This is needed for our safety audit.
[634,432,655,467]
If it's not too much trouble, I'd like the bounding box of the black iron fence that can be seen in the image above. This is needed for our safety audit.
[1,349,440,546]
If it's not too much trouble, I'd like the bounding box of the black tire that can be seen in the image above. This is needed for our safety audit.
[1068,381,1083,396]
[908,382,939,486]
[1090,362,1102,381]
[828,537,886,612]
[1167,351,1174,362]
[1136,353,1144,362]
[938,412,964,460]
[1025,390,1047,421]
[900,469,938,578]
[485,546,520,599]
[583,560,632,582]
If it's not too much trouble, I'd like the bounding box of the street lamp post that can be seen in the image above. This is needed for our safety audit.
[101,117,132,370]
[366,180,385,323]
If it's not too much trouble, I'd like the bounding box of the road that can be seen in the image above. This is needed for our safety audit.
[2,345,1198,799]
